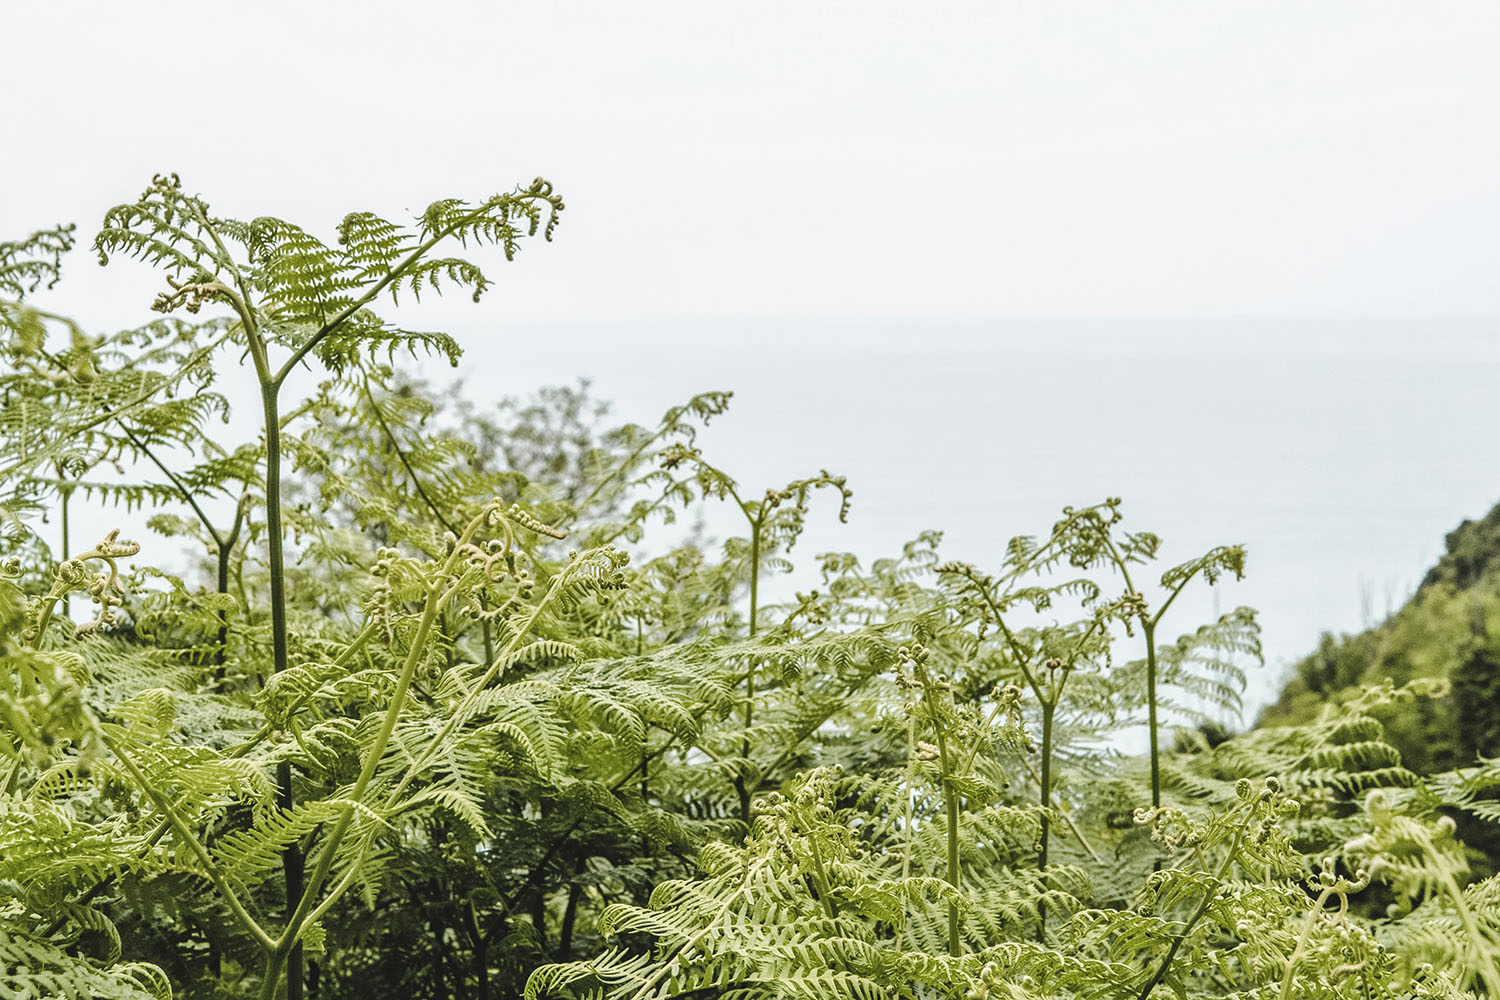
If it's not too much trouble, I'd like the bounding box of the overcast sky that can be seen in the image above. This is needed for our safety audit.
[8,1,1500,325]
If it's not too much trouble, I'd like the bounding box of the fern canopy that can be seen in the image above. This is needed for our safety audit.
[3,180,1499,1000]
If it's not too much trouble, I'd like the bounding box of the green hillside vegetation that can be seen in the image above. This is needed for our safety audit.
[1262,504,1500,776]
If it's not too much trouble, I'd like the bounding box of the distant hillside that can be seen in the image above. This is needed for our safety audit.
[1419,502,1500,593]
[1260,501,1500,775]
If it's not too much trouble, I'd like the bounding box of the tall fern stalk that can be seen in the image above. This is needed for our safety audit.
[737,498,765,827]
[156,211,310,995]
[85,174,565,999]
[56,463,70,619]
[912,647,963,958]
[658,455,849,831]
[1098,532,1246,810]
[265,507,481,1000]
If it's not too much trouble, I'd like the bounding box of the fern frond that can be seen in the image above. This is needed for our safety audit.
[0,225,75,301]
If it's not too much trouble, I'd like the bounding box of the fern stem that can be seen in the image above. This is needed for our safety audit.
[558,858,585,960]
[260,383,289,681]
[379,549,592,810]
[748,515,761,643]
[1135,824,1243,1000]
[119,425,226,550]
[362,376,460,538]
[1144,622,1161,809]
[1278,885,1335,1000]
[259,378,306,1000]
[736,511,763,829]
[298,508,540,932]
[978,596,1045,704]
[261,620,382,729]
[1014,751,1102,864]
[216,495,248,672]
[57,468,70,620]
[901,713,918,884]
[943,775,961,957]
[284,565,450,949]
[428,881,450,1000]
[198,231,299,997]
[1,757,21,797]
[459,900,495,1000]
[1037,699,1055,941]
[1434,851,1500,992]
[87,714,275,953]
[1101,529,1179,813]
[805,830,839,919]
[917,661,962,957]
[259,950,286,1000]
[1150,575,1194,630]
[117,424,245,670]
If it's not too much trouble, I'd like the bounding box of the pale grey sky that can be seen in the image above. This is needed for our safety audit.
[9,1,1500,325]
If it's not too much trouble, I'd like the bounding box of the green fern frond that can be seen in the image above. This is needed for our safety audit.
[0,225,75,302]
[0,922,164,1000]
[212,798,378,886]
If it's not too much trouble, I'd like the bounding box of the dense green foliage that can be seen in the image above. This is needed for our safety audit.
[1263,504,1500,775]
[3,179,1500,999]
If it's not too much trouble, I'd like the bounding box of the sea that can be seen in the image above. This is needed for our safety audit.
[47,316,1500,728]
[444,317,1500,722]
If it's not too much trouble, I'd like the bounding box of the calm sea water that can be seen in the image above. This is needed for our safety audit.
[448,317,1500,719]
[56,317,1500,726]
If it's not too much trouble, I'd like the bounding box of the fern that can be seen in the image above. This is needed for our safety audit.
[10,185,1500,1000]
